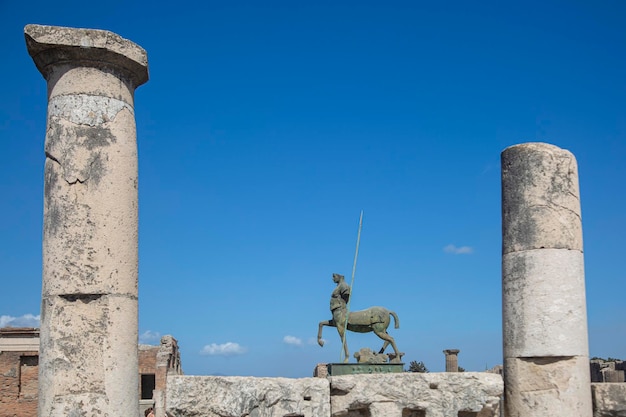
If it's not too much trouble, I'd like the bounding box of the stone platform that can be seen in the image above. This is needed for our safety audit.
[327,362,404,375]
[166,372,504,417]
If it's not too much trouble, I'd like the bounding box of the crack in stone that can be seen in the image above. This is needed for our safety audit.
[45,151,61,165]
[59,294,104,303]
[529,203,581,222]
[66,177,86,185]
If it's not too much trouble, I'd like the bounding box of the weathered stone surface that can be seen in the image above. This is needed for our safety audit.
[502,248,588,358]
[504,356,592,417]
[592,383,626,417]
[166,375,331,417]
[25,24,148,87]
[26,24,147,417]
[329,373,503,417]
[501,142,582,254]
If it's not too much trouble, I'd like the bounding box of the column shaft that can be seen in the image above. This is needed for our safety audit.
[25,24,148,417]
[443,349,460,372]
[501,142,591,417]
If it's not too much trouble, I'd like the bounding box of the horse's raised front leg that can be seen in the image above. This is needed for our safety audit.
[318,320,333,347]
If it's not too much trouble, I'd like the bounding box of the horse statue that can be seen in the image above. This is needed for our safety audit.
[317,273,400,362]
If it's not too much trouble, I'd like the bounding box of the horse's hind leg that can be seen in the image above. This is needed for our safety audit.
[379,340,390,354]
[373,329,399,356]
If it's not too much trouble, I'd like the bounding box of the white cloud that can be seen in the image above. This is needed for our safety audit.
[0,314,40,328]
[307,337,320,346]
[200,342,247,356]
[283,335,303,346]
[139,330,161,344]
[443,244,473,255]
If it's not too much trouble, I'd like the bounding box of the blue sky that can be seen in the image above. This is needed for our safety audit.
[1,1,625,377]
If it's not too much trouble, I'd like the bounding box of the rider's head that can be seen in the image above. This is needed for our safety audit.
[332,273,344,283]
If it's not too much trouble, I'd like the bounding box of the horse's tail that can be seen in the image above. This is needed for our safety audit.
[390,311,400,329]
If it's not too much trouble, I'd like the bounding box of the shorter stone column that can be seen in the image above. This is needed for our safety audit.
[443,349,460,372]
[501,142,592,417]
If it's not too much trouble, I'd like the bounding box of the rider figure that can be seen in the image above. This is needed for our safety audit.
[330,273,350,313]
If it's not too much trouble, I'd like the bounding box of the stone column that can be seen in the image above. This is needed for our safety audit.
[443,349,460,372]
[501,143,592,417]
[25,24,148,417]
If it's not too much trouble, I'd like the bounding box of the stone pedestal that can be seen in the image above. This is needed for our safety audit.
[501,143,592,417]
[443,349,460,372]
[25,24,148,417]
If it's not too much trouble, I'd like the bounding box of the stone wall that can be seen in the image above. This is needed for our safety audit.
[0,328,180,417]
[165,373,626,417]
[165,373,503,417]
[0,350,39,417]
[592,383,626,417]
[0,328,39,417]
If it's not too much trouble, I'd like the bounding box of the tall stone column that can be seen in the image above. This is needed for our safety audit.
[501,143,592,417]
[443,349,460,372]
[25,24,148,417]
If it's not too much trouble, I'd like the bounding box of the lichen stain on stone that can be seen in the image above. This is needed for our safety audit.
[44,201,63,237]
[45,120,115,186]
[43,160,65,237]
[86,152,106,186]
[44,157,60,199]
[74,125,117,149]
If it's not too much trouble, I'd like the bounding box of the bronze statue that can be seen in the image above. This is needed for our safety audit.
[317,273,400,362]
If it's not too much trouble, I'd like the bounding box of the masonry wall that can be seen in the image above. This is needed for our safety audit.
[0,330,181,417]
[0,351,39,417]
[139,347,158,374]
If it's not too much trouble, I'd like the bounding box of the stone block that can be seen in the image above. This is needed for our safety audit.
[329,373,502,417]
[592,383,626,417]
[501,142,582,254]
[166,375,331,417]
[604,370,625,383]
[38,294,138,417]
[503,248,588,358]
[504,356,592,417]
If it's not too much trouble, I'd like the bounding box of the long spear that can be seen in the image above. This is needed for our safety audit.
[341,210,363,362]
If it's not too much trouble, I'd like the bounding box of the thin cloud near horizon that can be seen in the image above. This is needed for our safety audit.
[139,330,161,344]
[200,342,247,356]
[283,335,303,346]
[443,244,474,255]
[0,314,40,328]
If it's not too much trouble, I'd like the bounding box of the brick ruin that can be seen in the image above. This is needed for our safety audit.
[0,328,38,417]
[0,329,182,417]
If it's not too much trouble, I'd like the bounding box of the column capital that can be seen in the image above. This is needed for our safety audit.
[443,349,460,355]
[25,24,148,87]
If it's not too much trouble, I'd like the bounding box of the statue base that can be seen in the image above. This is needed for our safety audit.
[327,362,405,376]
